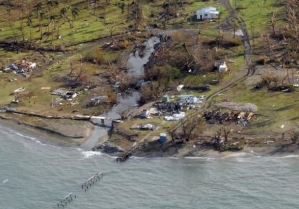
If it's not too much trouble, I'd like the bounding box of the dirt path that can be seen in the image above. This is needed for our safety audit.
[200,0,254,110]
[220,0,252,66]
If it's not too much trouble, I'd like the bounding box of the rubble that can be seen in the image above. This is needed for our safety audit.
[3,58,37,76]
[87,96,110,107]
[138,94,203,119]
[52,88,67,96]
[202,110,254,124]
[52,88,78,101]
[177,94,203,104]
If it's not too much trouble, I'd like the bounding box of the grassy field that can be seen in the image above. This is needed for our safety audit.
[0,0,226,49]
[229,0,284,33]
[229,0,285,59]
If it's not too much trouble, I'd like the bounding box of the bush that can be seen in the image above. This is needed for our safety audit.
[261,72,280,86]
[204,35,242,47]
[113,39,131,50]
[85,48,104,64]
[139,81,161,104]
[255,56,270,65]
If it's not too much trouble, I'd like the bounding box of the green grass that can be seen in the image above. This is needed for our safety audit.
[0,0,133,47]
[185,0,226,14]
[221,80,299,136]
[229,0,285,44]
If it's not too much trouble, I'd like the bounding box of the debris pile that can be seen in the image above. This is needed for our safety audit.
[3,57,37,76]
[177,94,204,104]
[52,88,78,101]
[87,96,109,107]
[202,110,254,125]
[138,94,204,120]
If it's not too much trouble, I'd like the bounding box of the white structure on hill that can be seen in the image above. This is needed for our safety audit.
[196,7,219,20]
[214,61,228,73]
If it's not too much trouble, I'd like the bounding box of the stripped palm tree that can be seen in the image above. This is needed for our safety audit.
[71,7,79,20]
[60,7,72,28]
[47,14,57,32]
[60,7,79,28]
[47,0,59,11]
[46,0,59,21]
[34,2,42,18]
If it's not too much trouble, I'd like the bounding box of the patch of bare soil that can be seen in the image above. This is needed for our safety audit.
[0,113,94,146]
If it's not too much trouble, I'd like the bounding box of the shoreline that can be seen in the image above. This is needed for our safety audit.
[0,116,94,148]
[0,115,299,158]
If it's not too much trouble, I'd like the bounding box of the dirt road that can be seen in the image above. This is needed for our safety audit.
[200,0,255,110]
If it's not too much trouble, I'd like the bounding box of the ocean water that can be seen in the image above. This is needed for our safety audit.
[1,125,299,209]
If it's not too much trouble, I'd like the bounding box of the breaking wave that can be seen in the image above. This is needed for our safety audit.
[81,151,103,158]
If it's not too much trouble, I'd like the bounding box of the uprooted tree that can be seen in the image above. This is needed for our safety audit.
[168,114,205,141]
[289,130,299,144]
[210,127,244,152]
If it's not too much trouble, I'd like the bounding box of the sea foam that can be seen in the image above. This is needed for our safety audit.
[81,151,103,158]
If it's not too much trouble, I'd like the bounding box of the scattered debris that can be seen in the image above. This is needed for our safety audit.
[3,58,37,76]
[52,88,67,96]
[13,87,25,93]
[41,87,51,90]
[131,123,155,130]
[113,81,120,88]
[265,140,274,144]
[8,78,17,82]
[87,96,109,107]
[203,110,254,124]
[11,99,19,103]
[64,92,77,100]
[164,111,185,121]
[177,94,203,104]
[52,88,78,101]
[53,98,63,105]
[177,84,184,91]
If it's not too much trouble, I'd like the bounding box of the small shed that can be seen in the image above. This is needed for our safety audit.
[140,109,150,118]
[162,95,170,103]
[159,133,167,144]
[196,7,219,20]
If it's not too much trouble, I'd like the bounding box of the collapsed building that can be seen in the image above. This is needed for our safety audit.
[202,110,254,125]
[3,58,37,76]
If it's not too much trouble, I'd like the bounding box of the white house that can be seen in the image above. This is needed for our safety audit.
[214,61,228,73]
[196,7,219,20]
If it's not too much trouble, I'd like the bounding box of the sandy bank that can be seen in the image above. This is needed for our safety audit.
[0,113,95,147]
